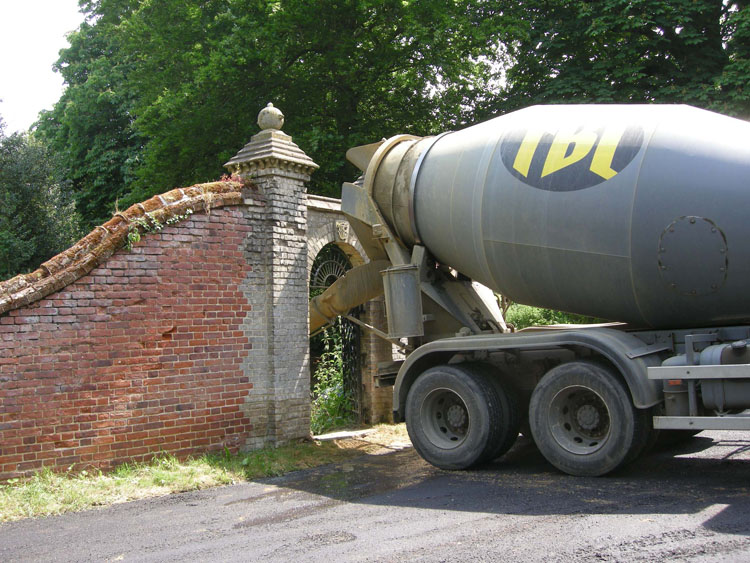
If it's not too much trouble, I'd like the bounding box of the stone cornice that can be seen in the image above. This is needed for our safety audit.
[306,194,342,212]
[224,130,319,176]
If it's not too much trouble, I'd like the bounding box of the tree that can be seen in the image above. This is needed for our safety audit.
[38,0,507,228]
[715,1,750,117]
[35,3,143,230]
[120,0,509,200]
[37,1,749,232]
[497,1,749,117]
[0,119,80,280]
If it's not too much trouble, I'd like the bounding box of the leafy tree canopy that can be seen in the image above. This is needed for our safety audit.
[0,119,80,279]
[38,0,506,228]
[35,0,749,231]
[497,0,750,116]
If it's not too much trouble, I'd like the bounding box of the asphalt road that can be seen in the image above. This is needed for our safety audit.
[2,431,749,562]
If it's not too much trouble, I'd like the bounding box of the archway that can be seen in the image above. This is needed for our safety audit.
[309,243,363,429]
[306,198,395,425]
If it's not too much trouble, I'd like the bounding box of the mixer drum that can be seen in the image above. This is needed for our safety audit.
[407,105,750,329]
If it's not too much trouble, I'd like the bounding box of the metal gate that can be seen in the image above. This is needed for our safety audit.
[310,244,362,420]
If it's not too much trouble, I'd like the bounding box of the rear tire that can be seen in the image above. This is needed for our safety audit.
[474,364,522,462]
[529,360,648,476]
[405,364,520,469]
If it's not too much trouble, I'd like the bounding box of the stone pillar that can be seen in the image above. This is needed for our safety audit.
[361,297,397,424]
[225,104,318,447]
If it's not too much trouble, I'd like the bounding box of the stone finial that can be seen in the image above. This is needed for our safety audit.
[258,103,284,131]
[224,103,318,177]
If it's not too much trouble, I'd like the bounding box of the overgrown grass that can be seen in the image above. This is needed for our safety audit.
[0,439,365,523]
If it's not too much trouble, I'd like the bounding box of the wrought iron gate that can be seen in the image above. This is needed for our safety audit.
[310,244,362,420]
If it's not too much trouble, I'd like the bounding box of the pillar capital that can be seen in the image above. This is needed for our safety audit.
[224,103,319,179]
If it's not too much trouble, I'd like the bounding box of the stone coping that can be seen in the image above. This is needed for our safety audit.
[0,180,247,316]
[306,193,342,212]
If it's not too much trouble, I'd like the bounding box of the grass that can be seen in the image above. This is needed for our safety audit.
[0,424,410,523]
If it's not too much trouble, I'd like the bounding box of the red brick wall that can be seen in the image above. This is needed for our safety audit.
[0,208,255,479]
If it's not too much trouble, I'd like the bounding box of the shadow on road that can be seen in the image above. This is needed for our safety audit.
[249,432,750,536]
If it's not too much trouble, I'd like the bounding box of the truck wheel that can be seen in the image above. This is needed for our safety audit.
[405,364,519,470]
[529,360,647,477]
[472,363,522,462]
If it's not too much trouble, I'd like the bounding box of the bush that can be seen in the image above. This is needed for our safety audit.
[505,303,603,330]
[0,124,80,279]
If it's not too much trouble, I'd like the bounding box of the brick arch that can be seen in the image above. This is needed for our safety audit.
[304,209,396,426]
[306,220,367,278]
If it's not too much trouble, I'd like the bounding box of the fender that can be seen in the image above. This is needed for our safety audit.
[393,327,667,422]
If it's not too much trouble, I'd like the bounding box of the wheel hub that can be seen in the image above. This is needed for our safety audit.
[446,404,467,429]
[575,404,600,431]
[420,388,470,449]
[549,385,611,455]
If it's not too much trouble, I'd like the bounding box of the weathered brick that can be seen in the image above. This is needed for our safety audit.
[0,209,261,478]
[0,142,330,479]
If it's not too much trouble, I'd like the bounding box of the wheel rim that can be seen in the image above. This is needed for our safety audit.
[420,388,470,449]
[548,385,611,455]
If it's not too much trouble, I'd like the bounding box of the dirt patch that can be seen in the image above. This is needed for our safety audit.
[323,423,412,455]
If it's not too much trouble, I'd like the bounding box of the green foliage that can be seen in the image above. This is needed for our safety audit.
[505,303,602,331]
[310,323,356,435]
[35,9,143,229]
[0,122,80,280]
[37,0,506,228]
[715,2,750,118]
[31,1,750,232]
[125,208,194,250]
[497,1,749,118]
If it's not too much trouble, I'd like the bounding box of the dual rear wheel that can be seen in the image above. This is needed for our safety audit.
[405,364,521,470]
[406,360,651,476]
[528,360,651,476]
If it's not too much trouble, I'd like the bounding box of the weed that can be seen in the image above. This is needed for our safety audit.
[310,323,356,435]
[125,208,194,250]
[0,439,369,522]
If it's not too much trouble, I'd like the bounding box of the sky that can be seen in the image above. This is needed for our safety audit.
[0,0,85,134]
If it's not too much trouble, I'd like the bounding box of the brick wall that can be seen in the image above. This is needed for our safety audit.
[0,206,270,479]
[0,109,322,480]
[0,190,401,480]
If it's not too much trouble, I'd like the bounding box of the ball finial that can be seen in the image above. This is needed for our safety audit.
[258,103,284,131]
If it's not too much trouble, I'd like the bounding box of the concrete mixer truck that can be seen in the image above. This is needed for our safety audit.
[309,104,750,477]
